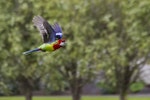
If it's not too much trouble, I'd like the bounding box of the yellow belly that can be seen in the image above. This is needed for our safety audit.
[39,43,55,52]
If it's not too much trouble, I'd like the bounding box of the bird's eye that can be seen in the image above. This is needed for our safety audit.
[61,39,65,42]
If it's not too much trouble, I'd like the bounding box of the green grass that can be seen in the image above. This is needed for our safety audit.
[0,96,149,100]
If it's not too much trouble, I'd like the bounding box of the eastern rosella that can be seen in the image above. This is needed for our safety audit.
[23,16,66,55]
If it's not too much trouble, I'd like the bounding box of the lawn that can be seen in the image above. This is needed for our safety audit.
[0,96,149,100]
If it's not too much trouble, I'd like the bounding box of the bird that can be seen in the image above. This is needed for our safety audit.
[23,16,66,55]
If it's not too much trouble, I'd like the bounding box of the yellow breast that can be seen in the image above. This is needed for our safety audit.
[39,43,54,51]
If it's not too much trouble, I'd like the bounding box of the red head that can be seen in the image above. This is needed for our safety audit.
[59,39,66,46]
[53,39,66,50]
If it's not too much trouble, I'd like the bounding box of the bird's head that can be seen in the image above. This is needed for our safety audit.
[59,39,66,47]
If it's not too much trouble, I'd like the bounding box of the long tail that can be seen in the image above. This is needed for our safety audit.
[23,48,41,55]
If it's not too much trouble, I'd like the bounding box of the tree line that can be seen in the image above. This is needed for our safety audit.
[0,0,150,100]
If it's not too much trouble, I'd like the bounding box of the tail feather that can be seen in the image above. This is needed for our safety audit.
[23,48,41,55]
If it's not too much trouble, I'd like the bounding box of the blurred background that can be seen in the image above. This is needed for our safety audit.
[0,0,150,100]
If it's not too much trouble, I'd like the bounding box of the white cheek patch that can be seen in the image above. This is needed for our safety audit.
[60,42,65,46]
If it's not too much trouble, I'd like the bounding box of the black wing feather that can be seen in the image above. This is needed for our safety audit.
[32,16,55,43]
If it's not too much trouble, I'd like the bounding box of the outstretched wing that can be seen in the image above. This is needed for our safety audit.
[32,16,55,43]
[53,23,63,39]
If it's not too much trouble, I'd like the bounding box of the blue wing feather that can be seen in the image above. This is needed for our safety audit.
[33,16,56,43]
[53,23,63,39]
[43,21,56,42]
[33,16,63,42]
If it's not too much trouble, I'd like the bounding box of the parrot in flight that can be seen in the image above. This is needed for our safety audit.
[23,16,66,55]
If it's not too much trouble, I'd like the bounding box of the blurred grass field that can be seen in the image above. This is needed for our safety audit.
[0,96,149,100]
